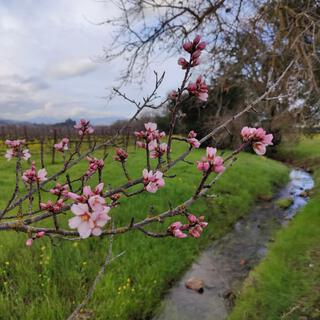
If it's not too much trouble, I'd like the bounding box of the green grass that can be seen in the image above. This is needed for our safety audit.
[0,141,289,319]
[229,135,320,320]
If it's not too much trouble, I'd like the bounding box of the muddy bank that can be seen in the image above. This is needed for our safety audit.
[153,169,314,320]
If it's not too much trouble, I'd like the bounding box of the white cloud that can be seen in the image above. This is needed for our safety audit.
[47,58,98,79]
[0,0,182,123]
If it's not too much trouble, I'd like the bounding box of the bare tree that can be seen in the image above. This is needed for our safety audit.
[102,0,320,133]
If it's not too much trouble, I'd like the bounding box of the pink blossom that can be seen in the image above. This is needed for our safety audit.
[36,231,45,238]
[134,130,146,139]
[189,221,208,238]
[193,35,201,45]
[54,138,69,152]
[187,131,200,148]
[241,127,273,155]
[37,169,47,181]
[196,147,224,173]
[182,41,193,53]
[67,183,104,203]
[135,122,166,153]
[189,226,201,238]
[142,169,165,193]
[197,41,206,51]
[188,138,200,148]
[22,162,47,184]
[86,157,104,176]
[206,147,217,160]
[168,214,208,239]
[168,221,187,238]
[241,127,257,142]
[50,183,69,197]
[5,149,14,161]
[191,58,201,67]
[144,122,157,132]
[74,119,94,136]
[40,199,64,213]
[188,130,197,139]
[136,141,146,149]
[213,156,225,173]
[188,215,208,238]
[22,149,31,160]
[4,139,31,161]
[26,238,33,246]
[187,214,198,224]
[88,195,105,211]
[90,208,111,236]
[173,228,187,238]
[5,139,25,148]
[114,148,128,162]
[178,57,189,69]
[187,76,208,101]
[148,140,168,159]
[182,35,206,53]
[197,157,210,172]
[141,122,165,141]
[192,49,201,60]
[181,35,206,68]
[68,203,110,239]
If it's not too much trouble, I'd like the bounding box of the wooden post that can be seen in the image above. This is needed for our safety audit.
[40,138,45,168]
[125,127,130,151]
[51,128,57,164]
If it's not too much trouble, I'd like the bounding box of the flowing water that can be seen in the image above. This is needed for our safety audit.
[153,169,314,320]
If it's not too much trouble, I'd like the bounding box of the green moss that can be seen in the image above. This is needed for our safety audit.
[275,197,294,209]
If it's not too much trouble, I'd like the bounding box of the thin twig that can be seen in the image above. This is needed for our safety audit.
[67,234,125,320]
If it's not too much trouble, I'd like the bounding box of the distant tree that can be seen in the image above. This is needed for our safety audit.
[53,118,76,127]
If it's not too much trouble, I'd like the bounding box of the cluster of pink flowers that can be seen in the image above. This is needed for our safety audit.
[114,148,128,162]
[178,35,206,69]
[40,199,64,213]
[74,119,94,136]
[187,130,200,148]
[142,169,165,193]
[5,139,31,161]
[168,214,208,239]
[135,123,168,159]
[68,183,111,238]
[22,162,47,184]
[50,182,69,197]
[67,182,103,202]
[175,36,209,102]
[148,140,168,159]
[197,147,225,173]
[26,231,45,247]
[54,138,69,152]
[241,127,273,155]
[135,122,166,143]
[187,75,209,102]
[86,156,104,176]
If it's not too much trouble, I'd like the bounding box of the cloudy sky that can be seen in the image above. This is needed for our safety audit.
[0,0,181,124]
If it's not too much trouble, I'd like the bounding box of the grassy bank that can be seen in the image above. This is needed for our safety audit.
[229,135,320,320]
[0,142,288,319]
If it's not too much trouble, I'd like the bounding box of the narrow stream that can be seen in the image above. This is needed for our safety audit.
[153,169,314,320]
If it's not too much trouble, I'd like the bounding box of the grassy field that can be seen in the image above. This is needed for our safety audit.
[229,134,320,320]
[0,141,289,319]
